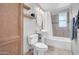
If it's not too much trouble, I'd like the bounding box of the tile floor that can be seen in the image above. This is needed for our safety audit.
[46,46,72,55]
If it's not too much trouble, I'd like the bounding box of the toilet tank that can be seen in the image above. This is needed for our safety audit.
[28,34,38,45]
[41,29,49,38]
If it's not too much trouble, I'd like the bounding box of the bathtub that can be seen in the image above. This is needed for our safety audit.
[46,36,71,50]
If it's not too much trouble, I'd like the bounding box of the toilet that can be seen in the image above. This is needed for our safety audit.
[28,34,48,55]
[33,42,48,55]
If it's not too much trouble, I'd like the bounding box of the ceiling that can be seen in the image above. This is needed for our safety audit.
[25,3,72,15]
[25,3,71,11]
[38,3,71,11]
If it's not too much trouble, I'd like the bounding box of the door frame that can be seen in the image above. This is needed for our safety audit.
[18,3,23,55]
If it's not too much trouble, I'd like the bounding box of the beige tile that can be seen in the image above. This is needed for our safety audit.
[46,46,72,55]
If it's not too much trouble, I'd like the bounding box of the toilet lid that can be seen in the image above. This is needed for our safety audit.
[34,42,48,49]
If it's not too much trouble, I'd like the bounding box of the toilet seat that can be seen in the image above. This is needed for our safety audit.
[34,42,48,49]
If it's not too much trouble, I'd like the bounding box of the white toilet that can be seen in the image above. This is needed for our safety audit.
[28,34,48,55]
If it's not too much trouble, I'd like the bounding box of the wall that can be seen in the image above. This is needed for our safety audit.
[23,5,42,54]
[23,17,37,54]
[23,4,39,54]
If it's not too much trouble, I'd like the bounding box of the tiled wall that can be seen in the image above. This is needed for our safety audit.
[51,12,70,38]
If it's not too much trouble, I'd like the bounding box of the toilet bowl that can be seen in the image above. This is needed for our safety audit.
[33,42,48,55]
[28,34,48,55]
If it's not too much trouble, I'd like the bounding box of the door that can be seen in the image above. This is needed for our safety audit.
[0,3,23,55]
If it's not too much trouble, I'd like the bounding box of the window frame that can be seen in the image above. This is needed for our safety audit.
[58,10,68,28]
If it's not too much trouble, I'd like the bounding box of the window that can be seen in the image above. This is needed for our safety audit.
[59,11,67,27]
